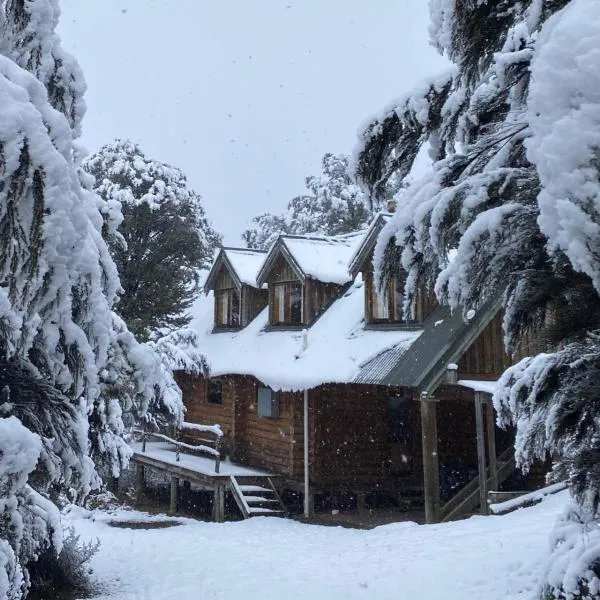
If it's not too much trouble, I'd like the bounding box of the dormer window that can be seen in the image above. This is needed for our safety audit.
[272,282,303,325]
[214,288,240,327]
[205,247,268,331]
[366,274,419,325]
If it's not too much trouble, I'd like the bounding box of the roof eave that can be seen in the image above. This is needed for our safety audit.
[348,213,389,278]
[203,249,242,294]
[256,237,306,286]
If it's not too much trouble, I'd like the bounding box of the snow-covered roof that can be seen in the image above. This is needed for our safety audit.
[204,247,267,292]
[189,276,421,391]
[348,212,393,277]
[222,248,267,288]
[257,231,365,286]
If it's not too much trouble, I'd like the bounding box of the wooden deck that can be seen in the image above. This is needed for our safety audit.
[130,441,283,521]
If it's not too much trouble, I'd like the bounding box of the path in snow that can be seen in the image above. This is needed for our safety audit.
[66,493,566,600]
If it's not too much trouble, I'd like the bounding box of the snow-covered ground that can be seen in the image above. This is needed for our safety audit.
[66,492,568,600]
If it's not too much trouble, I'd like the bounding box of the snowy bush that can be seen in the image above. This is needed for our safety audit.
[27,527,99,599]
[541,502,600,599]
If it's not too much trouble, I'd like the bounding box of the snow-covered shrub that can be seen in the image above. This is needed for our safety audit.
[541,502,600,599]
[27,528,99,600]
[0,416,60,600]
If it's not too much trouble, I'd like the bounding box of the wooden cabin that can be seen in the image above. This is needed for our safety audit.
[179,219,530,521]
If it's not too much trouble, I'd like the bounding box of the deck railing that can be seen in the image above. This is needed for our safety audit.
[136,421,223,473]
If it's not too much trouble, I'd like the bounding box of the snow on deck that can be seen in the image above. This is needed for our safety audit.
[190,276,421,391]
[281,232,364,284]
[223,248,266,288]
[67,490,568,600]
[131,441,271,477]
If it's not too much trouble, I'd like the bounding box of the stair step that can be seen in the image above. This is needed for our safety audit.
[243,496,279,504]
[248,507,283,514]
[238,485,273,494]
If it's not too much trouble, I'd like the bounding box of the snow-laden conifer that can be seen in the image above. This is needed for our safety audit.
[354,0,600,593]
[0,2,185,596]
[243,153,371,249]
[83,139,221,340]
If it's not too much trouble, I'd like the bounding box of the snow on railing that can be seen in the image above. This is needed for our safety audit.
[180,421,223,437]
[488,482,567,515]
[135,425,222,473]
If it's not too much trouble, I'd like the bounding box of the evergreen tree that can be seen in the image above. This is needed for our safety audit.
[0,3,184,597]
[354,0,600,594]
[83,140,221,341]
[243,153,371,249]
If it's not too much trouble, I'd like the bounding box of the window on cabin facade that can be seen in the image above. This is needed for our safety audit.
[207,378,223,404]
[368,274,418,325]
[257,385,279,417]
[271,282,302,325]
[214,288,240,327]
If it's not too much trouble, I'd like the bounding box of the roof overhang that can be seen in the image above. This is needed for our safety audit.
[348,212,392,278]
[256,237,305,286]
[203,248,242,294]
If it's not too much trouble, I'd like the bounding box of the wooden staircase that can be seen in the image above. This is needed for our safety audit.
[440,447,516,522]
[229,476,286,519]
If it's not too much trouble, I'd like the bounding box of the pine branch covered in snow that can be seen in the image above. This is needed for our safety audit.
[0,3,185,597]
[149,328,208,377]
[356,0,600,594]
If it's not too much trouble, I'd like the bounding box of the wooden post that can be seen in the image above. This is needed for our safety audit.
[474,392,488,514]
[170,476,179,514]
[356,492,367,515]
[107,476,119,494]
[303,389,310,518]
[182,480,191,507]
[485,398,498,493]
[135,463,145,499]
[421,392,440,524]
[213,485,225,522]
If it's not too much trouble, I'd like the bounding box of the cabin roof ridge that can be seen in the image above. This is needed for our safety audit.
[222,246,268,254]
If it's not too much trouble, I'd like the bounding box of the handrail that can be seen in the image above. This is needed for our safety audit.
[135,426,222,473]
[439,447,516,522]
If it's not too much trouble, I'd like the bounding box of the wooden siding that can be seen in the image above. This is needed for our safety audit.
[213,267,236,291]
[175,373,236,453]
[457,312,511,379]
[232,377,298,475]
[241,285,268,326]
[309,384,420,489]
[176,373,503,495]
[304,279,342,323]
[265,254,300,284]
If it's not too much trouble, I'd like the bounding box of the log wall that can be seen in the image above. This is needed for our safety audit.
[458,312,511,379]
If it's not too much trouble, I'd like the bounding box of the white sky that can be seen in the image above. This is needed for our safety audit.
[58,0,448,244]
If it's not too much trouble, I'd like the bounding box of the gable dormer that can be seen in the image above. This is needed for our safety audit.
[349,212,437,327]
[204,247,268,330]
[257,233,362,328]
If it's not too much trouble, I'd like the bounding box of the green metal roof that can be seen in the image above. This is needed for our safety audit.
[354,297,502,394]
